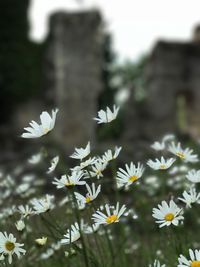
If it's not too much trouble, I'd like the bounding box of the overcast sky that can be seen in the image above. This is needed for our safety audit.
[29,0,200,61]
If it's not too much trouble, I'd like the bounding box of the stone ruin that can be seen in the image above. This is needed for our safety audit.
[1,0,200,164]
[123,27,200,148]
[45,11,104,148]
[0,1,106,162]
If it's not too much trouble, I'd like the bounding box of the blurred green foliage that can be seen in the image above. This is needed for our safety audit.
[112,55,148,102]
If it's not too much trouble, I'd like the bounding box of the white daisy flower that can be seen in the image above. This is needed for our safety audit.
[17,205,33,218]
[186,170,200,183]
[15,220,25,231]
[94,105,119,124]
[28,153,42,164]
[147,157,176,170]
[21,109,58,138]
[31,194,54,214]
[149,259,166,267]
[101,146,122,163]
[116,162,144,188]
[75,183,101,204]
[47,156,59,174]
[178,187,200,208]
[151,134,175,151]
[61,223,80,244]
[169,165,189,175]
[70,142,90,161]
[178,249,200,267]
[16,183,30,195]
[35,237,48,246]
[51,241,61,251]
[152,200,183,228]
[71,157,97,172]
[22,175,35,183]
[81,222,99,234]
[92,202,126,225]
[76,200,86,210]
[53,171,86,189]
[151,141,165,151]
[168,142,198,163]
[0,232,26,264]
[40,248,54,260]
[89,160,107,179]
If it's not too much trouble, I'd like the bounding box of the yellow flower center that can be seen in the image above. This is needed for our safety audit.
[43,128,50,134]
[5,241,15,251]
[85,195,92,203]
[128,175,138,182]
[64,181,74,187]
[191,261,200,267]
[96,170,102,176]
[106,214,118,223]
[176,152,185,159]
[35,237,47,246]
[164,213,174,221]
[160,164,166,169]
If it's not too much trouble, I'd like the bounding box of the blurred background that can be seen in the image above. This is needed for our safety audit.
[1,0,200,164]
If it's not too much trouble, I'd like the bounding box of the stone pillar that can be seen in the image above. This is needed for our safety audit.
[45,10,104,147]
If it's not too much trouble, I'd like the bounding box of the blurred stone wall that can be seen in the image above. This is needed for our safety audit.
[123,37,200,146]
[143,40,200,140]
[1,0,200,164]
[45,11,104,148]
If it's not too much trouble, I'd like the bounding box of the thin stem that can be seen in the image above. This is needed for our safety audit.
[70,188,90,267]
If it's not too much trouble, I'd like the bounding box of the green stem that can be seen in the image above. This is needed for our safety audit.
[71,188,90,267]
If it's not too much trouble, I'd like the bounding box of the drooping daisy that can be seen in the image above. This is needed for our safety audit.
[92,202,126,225]
[178,249,200,267]
[53,171,86,189]
[116,162,144,188]
[61,223,80,244]
[152,200,183,228]
[94,105,120,124]
[21,109,58,138]
[147,157,176,170]
[70,142,90,161]
[0,232,26,264]
[17,205,33,218]
[89,160,107,179]
[15,220,25,232]
[101,146,122,163]
[47,156,59,174]
[178,187,200,208]
[168,142,198,163]
[149,259,166,267]
[186,170,200,183]
[75,183,101,204]
[31,194,54,214]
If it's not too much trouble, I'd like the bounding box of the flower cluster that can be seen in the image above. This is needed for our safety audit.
[0,106,199,266]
